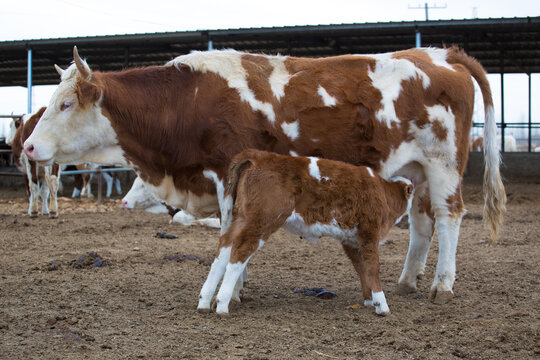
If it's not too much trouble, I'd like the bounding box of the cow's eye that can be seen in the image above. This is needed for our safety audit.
[60,102,72,111]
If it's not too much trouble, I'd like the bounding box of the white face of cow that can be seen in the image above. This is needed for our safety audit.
[122,176,167,214]
[5,117,20,146]
[23,48,125,166]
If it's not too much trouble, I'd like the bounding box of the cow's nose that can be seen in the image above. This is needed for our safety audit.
[122,200,128,209]
[24,143,35,159]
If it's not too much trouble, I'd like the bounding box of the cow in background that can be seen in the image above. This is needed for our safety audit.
[470,135,518,152]
[122,176,220,228]
[24,46,506,304]
[6,107,60,217]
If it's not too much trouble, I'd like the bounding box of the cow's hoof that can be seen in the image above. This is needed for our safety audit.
[197,307,211,314]
[29,212,38,218]
[49,212,58,218]
[430,288,454,304]
[216,311,230,317]
[396,282,417,295]
[375,308,391,316]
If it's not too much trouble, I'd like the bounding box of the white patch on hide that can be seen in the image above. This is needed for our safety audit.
[170,50,276,123]
[283,210,358,245]
[366,53,430,127]
[281,120,299,141]
[422,47,456,71]
[308,157,321,180]
[268,56,290,100]
[317,85,337,107]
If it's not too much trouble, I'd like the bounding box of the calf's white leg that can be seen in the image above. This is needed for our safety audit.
[198,247,231,312]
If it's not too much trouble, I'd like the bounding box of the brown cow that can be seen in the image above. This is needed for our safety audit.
[6,107,60,217]
[23,46,505,304]
[198,149,413,316]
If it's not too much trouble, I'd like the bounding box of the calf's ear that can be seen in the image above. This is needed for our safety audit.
[404,184,414,199]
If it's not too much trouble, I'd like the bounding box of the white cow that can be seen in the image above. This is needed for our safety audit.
[122,176,220,228]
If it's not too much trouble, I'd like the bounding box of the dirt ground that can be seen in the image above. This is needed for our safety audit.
[0,179,538,359]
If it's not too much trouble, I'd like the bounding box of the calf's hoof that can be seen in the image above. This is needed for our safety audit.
[49,212,58,218]
[29,212,38,218]
[430,288,454,304]
[396,282,417,295]
[197,307,211,314]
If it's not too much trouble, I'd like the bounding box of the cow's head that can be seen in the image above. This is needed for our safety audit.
[23,47,124,166]
[122,176,168,214]
[5,115,23,146]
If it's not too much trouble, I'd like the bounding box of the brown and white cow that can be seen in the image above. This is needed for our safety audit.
[198,149,413,316]
[23,46,506,304]
[7,107,60,217]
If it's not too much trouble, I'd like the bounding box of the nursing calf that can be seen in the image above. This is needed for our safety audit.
[198,150,413,316]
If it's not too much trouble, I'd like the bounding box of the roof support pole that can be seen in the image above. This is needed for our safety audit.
[500,52,505,152]
[27,48,32,114]
[208,39,213,51]
[415,29,421,48]
[528,73,532,152]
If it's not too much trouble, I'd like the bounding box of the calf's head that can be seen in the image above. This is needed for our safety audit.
[390,176,414,224]
[23,47,122,166]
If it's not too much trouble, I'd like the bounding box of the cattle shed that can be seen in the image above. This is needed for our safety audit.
[0,16,539,152]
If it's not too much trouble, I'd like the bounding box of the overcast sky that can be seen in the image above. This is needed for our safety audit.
[1,0,539,139]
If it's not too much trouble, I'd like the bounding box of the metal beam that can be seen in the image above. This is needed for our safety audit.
[500,51,505,152]
[528,73,532,152]
[27,48,32,114]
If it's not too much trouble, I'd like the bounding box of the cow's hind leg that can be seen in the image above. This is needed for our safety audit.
[398,183,434,294]
[102,172,114,197]
[429,177,465,304]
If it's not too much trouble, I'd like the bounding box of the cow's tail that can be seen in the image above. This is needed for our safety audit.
[448,47,507,241]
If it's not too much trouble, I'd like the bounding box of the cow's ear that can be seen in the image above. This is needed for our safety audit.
[75,78,101,109]
[404,184,414,199]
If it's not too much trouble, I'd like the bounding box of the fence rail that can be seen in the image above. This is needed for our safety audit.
[0,163,134,205]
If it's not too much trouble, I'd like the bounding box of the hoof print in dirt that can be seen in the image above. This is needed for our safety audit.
[70,252,112,268]
[47,260,60,271]
[155,231,178,239]
[293,287,337,299]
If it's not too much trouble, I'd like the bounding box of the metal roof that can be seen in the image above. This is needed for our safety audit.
[0,17,539,87]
